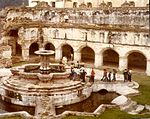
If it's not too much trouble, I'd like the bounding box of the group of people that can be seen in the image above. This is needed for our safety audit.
[101,69,117,82]
[67,59,133,83]
[123,69,132,82]
[70,63,95,83]
[70,66,87,82]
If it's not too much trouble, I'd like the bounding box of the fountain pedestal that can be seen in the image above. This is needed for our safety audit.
[35,50,54,74]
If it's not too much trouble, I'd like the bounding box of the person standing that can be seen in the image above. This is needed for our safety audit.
[128,70,132,82]
[90,68,95,83]
[82,69,87,82]
[80,67,87,82]
[123,69,128,82]
[112,69,117,81]
[108,71,112,82]
[70,67,74,80]
[101,69,108,81]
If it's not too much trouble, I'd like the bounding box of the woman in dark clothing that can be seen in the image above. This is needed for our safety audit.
[112,69,117,81]
[90,68,95,83]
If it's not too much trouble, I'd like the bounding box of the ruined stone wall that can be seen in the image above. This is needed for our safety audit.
[5,7,149,28]
[0,10,12,68]
[28,0,149,7]
[0,45,12,68]
[1,6,150,74]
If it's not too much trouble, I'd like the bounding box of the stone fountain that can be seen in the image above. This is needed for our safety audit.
[0,50,92,108]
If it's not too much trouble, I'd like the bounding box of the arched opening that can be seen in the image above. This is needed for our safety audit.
[62,44,74,61]
[103,49,119,67]
[87,2,92,8]
[7,29,19,56]
[16,43,22,56]
[81,46,95,64]
[29,43,39,56]
[8,30,18,37]
[45,43,55,60]
[128,52,146,71]
[98,89,108,95]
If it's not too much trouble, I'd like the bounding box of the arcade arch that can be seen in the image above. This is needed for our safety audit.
[103,49,119,67]
[81,46,95,64]
[62,44,74,61]
[127,51,147,71]
[29,42,39,56]
[45,43,55,60]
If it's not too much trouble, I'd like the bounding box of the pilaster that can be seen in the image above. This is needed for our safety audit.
[74,50,81,62]
[146,59,150,76]
[119,56,128,71]
[55,48,62,61]
[94,53,103,68]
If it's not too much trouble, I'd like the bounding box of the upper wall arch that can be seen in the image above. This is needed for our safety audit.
[100,47,120,56]
[76,44,97,54]
[125,50,147,59]
[59,42,75,52]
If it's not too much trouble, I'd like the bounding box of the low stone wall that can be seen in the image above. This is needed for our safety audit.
[55,104,117,119]
[0,111,34,119]
[92,80,139,96]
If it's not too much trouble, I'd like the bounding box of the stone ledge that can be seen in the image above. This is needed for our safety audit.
[0,111,34,119]
[54,104,117,119]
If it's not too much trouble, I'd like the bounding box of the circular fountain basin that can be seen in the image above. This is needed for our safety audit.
[0,49,92,107]
[1,64,92,107]
[34,50,55,56]
[1,76,92,106]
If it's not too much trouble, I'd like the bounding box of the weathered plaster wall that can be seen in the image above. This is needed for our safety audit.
[28,0,149,7]
[6,8,149,28]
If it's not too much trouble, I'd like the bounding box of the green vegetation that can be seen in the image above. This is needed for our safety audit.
[0,116,24,119]
[64,73,150,119]
[131,73,150,105]
[64,108,150,119]
[12,61,29,67]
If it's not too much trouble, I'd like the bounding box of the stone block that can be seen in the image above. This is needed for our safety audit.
[111,95,128,106]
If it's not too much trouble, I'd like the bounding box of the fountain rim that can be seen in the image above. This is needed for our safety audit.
[34,50,55,56]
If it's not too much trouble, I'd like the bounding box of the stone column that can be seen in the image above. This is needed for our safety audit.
[119,56,128,71]
[94,53,103,68]
[74,50,81,62]
[22,48,29,61]
[146,59,150,76]
[55,48,62,61]
[35,96,56,119]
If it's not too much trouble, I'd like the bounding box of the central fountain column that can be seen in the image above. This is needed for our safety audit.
[35,50,55,74]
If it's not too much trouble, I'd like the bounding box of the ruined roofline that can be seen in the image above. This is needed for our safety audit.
[5,6,149,13]
[4,22,149,34]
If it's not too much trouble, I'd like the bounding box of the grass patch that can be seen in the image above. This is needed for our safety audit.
[131,73,150,105]
[63,108,150,119]
[0,116,24,119]
[12,61,29,67]
[64,73,150,119]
